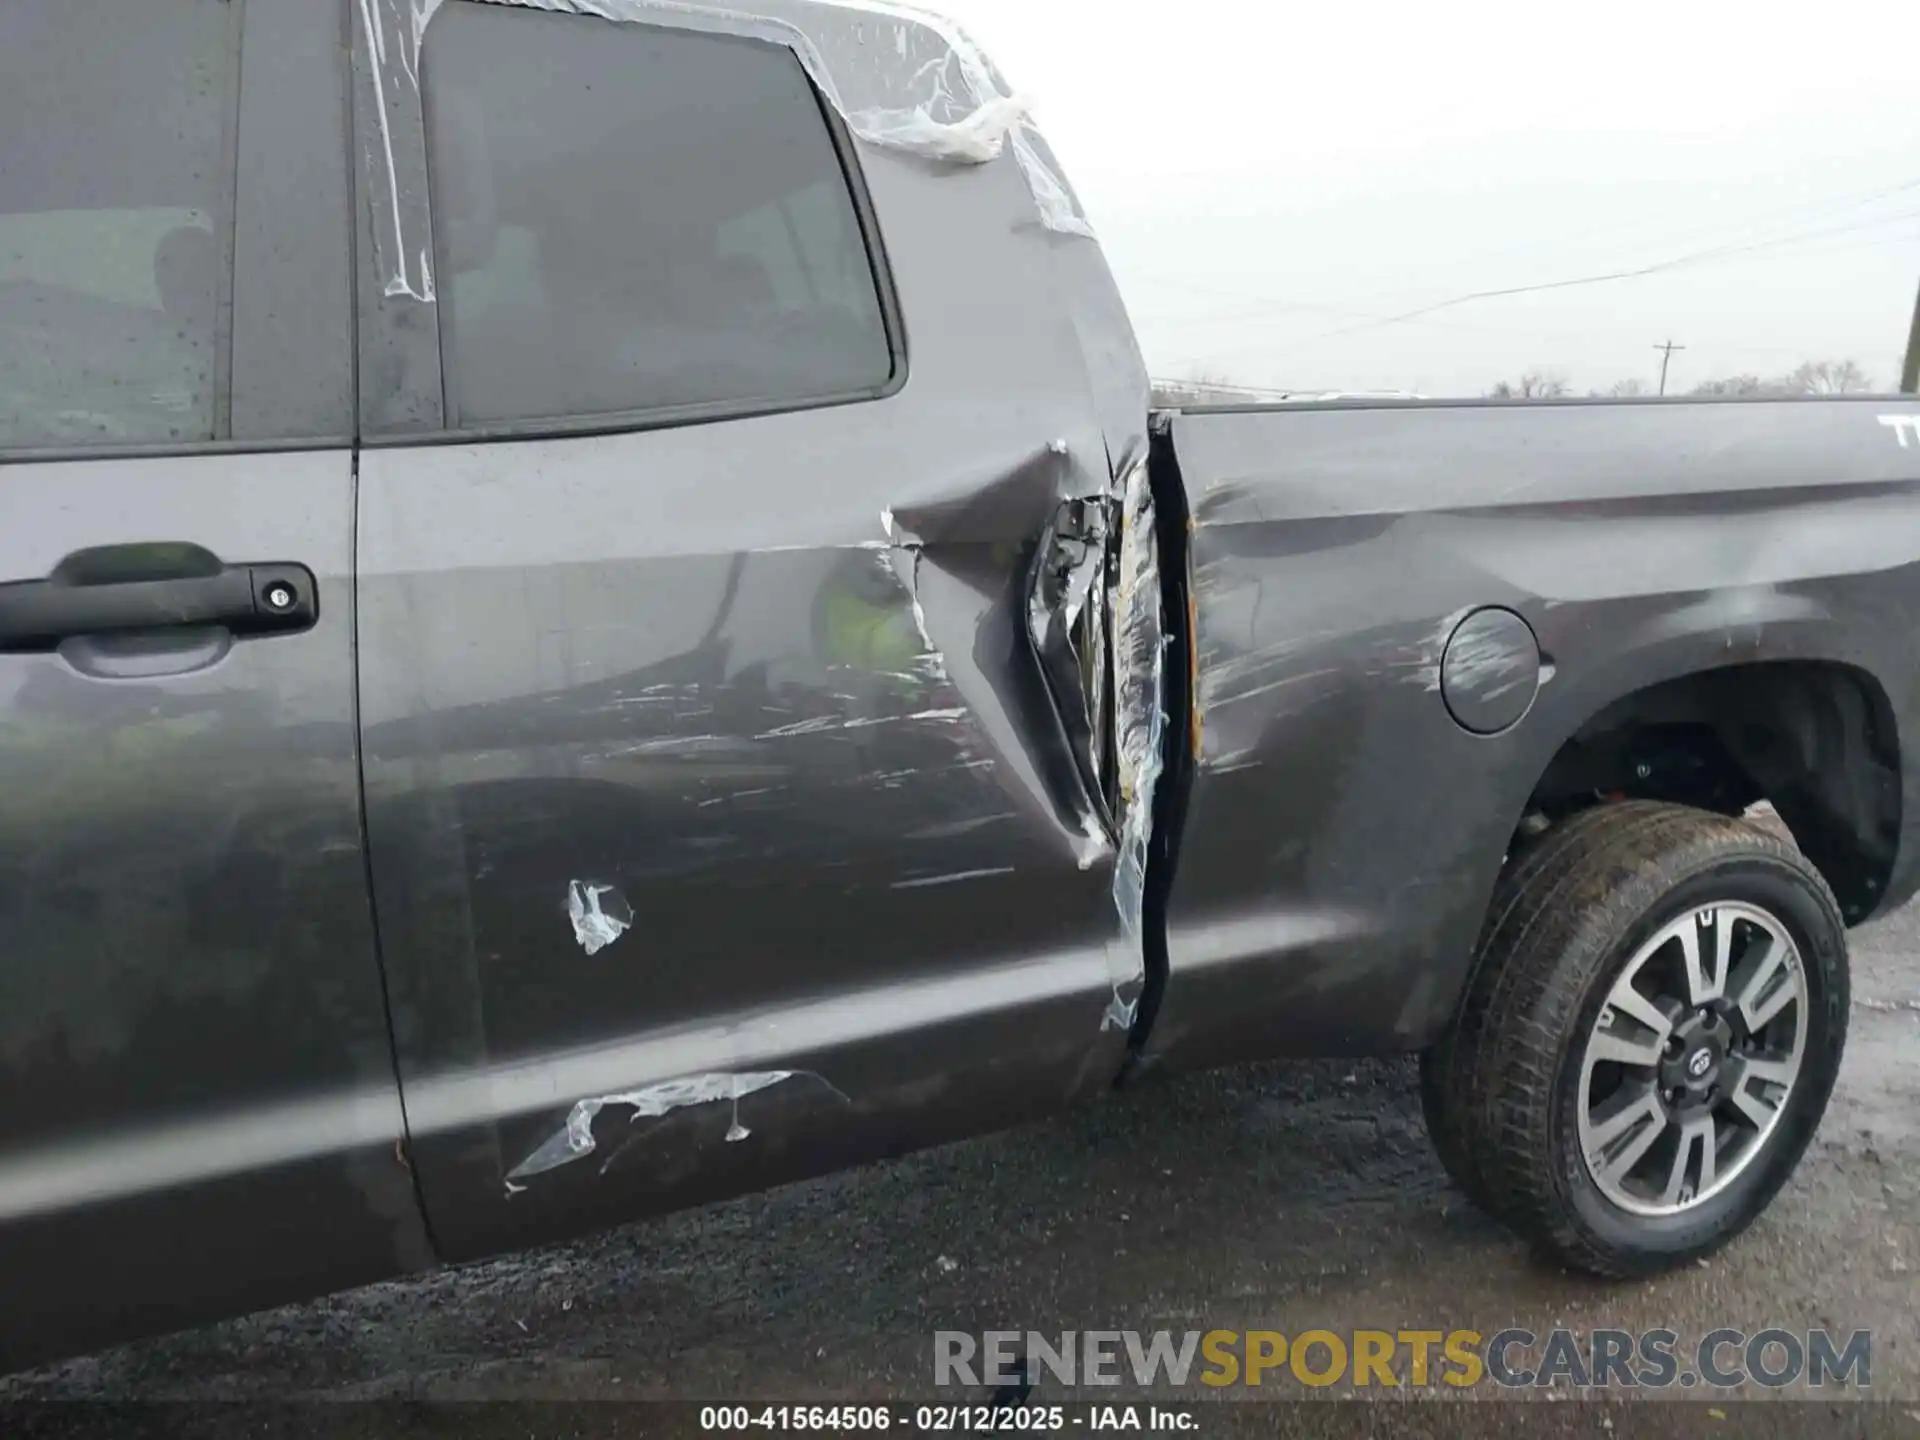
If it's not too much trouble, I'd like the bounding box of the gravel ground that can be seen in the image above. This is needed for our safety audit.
[6,876,1918,1435]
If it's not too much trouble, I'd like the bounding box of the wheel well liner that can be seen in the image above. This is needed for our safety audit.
[1524,660,1901,923]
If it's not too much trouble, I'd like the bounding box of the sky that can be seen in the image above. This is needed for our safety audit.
[942,0,1920,397]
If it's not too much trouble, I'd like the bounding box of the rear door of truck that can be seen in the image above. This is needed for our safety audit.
[351,0,1140,1260]
[0,0,425,1367]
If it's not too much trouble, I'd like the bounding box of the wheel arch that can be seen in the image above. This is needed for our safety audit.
[1515,643,1904,927]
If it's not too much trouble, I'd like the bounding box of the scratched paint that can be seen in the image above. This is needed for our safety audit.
[890,866,1017,889]
[1439,608,1542,735]
[753,708,968,741]
[1442,618,1536,694]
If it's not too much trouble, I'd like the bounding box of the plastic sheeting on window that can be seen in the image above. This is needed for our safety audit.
[356,0,1091,300]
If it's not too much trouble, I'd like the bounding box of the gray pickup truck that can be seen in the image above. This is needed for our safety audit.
[2,0,1916,1374]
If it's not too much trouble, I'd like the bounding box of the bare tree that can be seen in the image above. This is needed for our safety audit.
[1691,360,1876,398]
[1489,370,1570,399]
[1690,373,1781,397]
[1153,370,1256,407]
[1786,359,1874,395]
[1606,378,1649,398]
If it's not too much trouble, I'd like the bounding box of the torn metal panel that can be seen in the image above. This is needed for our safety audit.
[1111,453,1166,949]
[1027,496,1114,820]
[1101,452,1168,1034]
[355,0,1090,302]
[869,444,1126,874]
[1018,444,1168,1032]
[507,1071,797,1182]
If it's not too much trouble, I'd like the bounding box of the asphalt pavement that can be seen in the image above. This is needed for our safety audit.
[6,890,1919,1436]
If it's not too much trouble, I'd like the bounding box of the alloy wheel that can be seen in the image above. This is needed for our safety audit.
[1576,902,1809,1216]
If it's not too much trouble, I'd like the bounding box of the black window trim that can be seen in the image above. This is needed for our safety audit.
[386,4,908,452]
[210,0,244,441]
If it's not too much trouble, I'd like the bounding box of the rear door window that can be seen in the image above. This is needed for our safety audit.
[0,0,238,448]
[420,0,896,430]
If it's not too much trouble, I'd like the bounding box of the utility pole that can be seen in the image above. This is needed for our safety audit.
[1655,339,1687,396]
[1902,277,1920,394]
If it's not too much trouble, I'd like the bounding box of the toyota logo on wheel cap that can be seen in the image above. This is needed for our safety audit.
[1687,1048,1714,1079]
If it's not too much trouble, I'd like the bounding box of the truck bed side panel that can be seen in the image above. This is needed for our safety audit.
[1151,397,1920,1066]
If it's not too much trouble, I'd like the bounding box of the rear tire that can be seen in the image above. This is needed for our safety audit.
[1422,801,1849,1277]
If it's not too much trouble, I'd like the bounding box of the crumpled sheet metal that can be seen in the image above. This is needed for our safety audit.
[507,1070,796,1182]
[360,0,1090,298]
[1110,465,1166,924]
[1026,495,1112,813]
[1104,453,1167,1029]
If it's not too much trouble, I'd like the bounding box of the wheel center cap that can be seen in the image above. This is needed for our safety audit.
[1660,1011,1730,1093]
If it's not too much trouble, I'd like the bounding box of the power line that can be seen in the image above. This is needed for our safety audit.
[1289,206,1920,348]
[1133,215,1920,349]
[1126,173,1920,330]
[1191,308,1899,369]
[1145,225,1920,349]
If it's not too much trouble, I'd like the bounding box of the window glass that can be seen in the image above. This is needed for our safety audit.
[422,1,894,428]
[0,0,234,447]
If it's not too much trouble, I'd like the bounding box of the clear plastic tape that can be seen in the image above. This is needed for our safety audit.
[358,0,1091,299]
[507,1071,796,1180]
[565,879,632,955]
[357,0,437,299]
[1110,453,1166,952]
